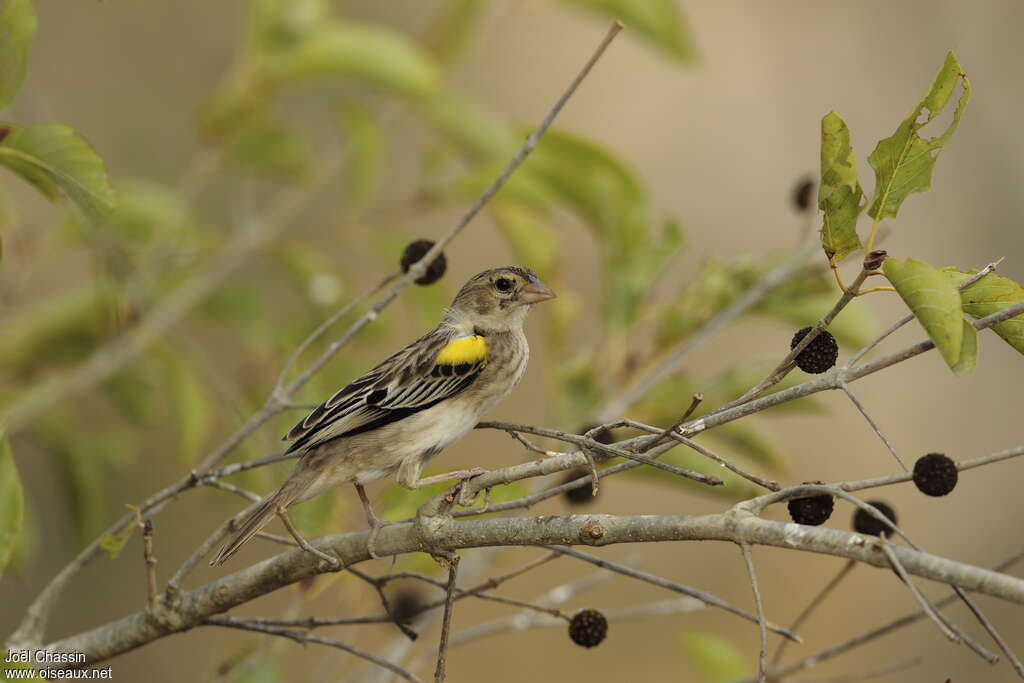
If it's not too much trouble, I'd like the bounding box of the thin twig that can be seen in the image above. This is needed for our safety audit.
[142,521,157,610]
[722,266,873,410]
[877,535,958,642]
[205,617,423,683]
[434,556,461,683]
[755,549,1024,683]
[740,544,768,683]
[598,239,818,421]
[346,568,420,641]
[771,560,856,666]
[794,656,923,683]
[545,546,799,641]
[645,394,704,450]
[840,382,906,470]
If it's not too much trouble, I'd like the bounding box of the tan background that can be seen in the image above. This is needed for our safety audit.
[3,1,1023,681]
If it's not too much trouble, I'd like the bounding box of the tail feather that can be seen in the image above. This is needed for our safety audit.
[210,485,298,566]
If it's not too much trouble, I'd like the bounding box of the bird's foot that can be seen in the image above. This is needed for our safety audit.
[450,468,488,507]
[365,515,393,560]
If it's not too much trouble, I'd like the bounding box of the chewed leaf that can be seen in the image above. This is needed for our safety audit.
[883,256,963,370]
[818,112,864,264]
[944,269,1024,354]
[868,52,971,220]
[0,0,37,110]
[0,124,116,225]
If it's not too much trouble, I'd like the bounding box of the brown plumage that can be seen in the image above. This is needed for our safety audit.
[211,266,555,565]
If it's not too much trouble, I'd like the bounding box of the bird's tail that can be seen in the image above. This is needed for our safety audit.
[210,479,304,566]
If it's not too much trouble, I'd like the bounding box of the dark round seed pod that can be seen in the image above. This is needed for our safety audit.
[388,587,427,624]
[790,327,839,374]
[792,177,815,212]
[568,608,608,648]
[562,468,598,506]
[787,482,834,526]
[400,239,447,285]
[913,453,958,497]
[852,500,898,536]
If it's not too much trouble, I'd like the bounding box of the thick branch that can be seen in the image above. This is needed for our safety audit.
[42,512,1024,668]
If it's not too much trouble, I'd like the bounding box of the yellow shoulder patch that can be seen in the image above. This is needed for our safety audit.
[435,335,488,366]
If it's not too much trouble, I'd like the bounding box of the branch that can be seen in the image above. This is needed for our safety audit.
[39,505,1024,668]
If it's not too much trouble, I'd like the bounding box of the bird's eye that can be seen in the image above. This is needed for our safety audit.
[494,277,513,293]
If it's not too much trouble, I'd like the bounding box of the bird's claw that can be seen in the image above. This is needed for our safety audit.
[454,468,488,507]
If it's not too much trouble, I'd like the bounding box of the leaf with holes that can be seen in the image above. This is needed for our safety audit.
[867,52,970,220]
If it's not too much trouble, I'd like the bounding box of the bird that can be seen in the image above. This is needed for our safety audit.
[211,266,556,565]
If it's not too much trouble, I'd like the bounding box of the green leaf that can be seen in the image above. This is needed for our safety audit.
[952,320,977,376]
[423,89,518,160]
[0,431,24,578]
[336,100,383,208]
[818,112,864,264]
[261,22,440,99]
[0,0,36,110]
[758,293,875,349]
[0,124,116,225]
[680,631,750,682]
[565,0,694,63]
[883,256,963,370]
[944,269,1024,354]
[867,52,971,220]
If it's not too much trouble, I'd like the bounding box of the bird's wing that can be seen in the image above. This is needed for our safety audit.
[283,329,489,453]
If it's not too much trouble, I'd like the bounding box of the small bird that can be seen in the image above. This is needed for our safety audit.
[212,266,555,565]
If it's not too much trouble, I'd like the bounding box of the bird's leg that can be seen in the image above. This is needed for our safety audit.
[276,505,341,568]
[402,468,489,507]
[354,483,391,560]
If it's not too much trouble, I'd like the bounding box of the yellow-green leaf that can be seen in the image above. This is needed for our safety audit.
[883,256,963,370]
[262,22,440,99]
[0,431,24,578]
[944,269,1024,354]
[868,52,971,220]
[565,0,694,63]
[335,99,383,209]
[818,112,864,264]
[952,320,977,376]
[0,0,36,110]
[0,124,116,225]
[680,631,750,682]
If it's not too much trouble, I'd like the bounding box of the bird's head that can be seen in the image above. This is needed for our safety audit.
[447,266,556,332]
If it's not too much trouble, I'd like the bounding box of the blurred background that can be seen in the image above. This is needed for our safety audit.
[2,1,1023,681]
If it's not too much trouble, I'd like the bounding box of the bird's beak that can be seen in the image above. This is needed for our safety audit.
[519,279,557,305]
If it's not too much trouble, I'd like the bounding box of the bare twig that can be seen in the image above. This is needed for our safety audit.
[645,394,704,450]
[545,546,799,641]
[205,617,423,683]
[794,656,923,683]
[142,521,157,610]
[598,239,818,421]
[740,544,768,683]
[771,560,856,666]
[877,535,958,642]
[434,555,461,683]
[840,382,906,470]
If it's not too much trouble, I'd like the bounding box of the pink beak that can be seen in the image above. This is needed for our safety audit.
[519,279,557,304]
